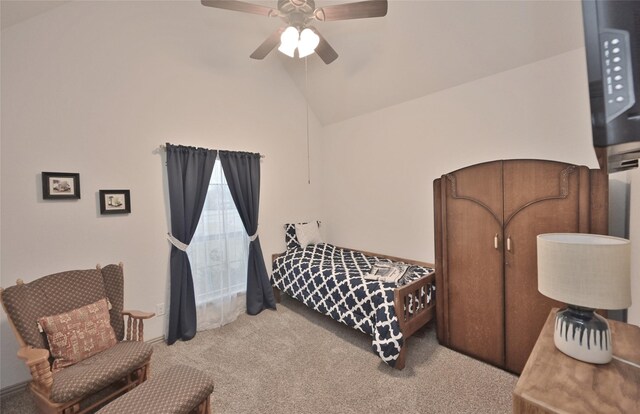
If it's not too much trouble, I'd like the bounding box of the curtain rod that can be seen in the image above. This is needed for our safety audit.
[158,144,265,159]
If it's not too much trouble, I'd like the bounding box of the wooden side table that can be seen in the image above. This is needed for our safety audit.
[513,308,640,413]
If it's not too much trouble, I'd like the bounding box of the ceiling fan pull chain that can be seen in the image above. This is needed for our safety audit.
[306,56,311,185]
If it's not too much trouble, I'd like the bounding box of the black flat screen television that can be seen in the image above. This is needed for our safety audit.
[582,0,640,173]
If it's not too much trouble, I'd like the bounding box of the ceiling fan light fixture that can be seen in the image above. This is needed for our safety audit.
[278,26,299,57]
[298,28,320,58]
[202,0,389,64]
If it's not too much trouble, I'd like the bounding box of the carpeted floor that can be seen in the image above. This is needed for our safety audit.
[1,296,517,413]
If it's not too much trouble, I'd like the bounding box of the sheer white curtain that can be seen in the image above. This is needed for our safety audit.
[187,158,249,331]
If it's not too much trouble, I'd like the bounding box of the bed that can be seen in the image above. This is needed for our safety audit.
[271,231,436,370]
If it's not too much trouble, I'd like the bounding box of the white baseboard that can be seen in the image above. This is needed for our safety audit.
[147,335,165,345]
[0,381,28,399]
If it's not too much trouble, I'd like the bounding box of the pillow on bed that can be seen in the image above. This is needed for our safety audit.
[284,221,321,250]
[295,222,323,248]
[284,223,300,250]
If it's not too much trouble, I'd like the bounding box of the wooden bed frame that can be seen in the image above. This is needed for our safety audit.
[271,246,436,370]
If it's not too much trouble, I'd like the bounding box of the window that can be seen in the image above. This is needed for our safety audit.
[187,158,248,330]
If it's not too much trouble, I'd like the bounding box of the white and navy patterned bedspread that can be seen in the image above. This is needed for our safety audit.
[271,243,435,367]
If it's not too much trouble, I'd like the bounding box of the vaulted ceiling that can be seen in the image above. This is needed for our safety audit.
[1,0,586,125]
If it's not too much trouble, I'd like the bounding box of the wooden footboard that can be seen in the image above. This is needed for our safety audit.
[393,271,436,370]
[340,247,437,367]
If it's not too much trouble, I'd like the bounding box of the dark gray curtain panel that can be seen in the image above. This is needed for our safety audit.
[219,150,276,315]
[166,143,217,344]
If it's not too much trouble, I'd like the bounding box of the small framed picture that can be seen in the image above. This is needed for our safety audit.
[99,190,131,215]
[42,172,81,199]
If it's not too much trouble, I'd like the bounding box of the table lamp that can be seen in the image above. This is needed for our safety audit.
[537,233,631,364]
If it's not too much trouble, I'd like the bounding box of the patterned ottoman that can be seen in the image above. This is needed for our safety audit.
[97,365,214,414]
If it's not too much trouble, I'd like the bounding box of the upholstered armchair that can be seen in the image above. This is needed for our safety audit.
[0,263,154,414]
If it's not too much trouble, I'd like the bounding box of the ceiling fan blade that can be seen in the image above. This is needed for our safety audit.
[201,0,279,17]
[309,27,338,64]
[250,27,286,60]
[313,0,387,21]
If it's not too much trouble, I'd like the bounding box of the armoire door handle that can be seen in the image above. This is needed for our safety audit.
[507,236,512,252]
[494,234,499,250]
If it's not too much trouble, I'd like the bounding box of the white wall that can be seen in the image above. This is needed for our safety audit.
[0,1,322,389]
[320,49,599,262]
[2,1,637,393]
[628,168,640,326]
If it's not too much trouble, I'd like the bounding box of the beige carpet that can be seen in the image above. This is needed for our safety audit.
[1,296,517,413]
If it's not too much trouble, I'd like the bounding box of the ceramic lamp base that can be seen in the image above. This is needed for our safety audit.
[553,306,612,364]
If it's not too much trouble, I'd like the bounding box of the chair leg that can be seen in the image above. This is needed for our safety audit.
[193,395,211,414]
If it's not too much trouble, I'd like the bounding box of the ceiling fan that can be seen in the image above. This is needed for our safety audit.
[201,0,388,64]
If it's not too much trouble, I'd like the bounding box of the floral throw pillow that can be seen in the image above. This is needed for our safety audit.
[38,298,117,371]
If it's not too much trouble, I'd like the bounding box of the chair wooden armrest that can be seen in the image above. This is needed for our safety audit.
[122,310,155,319]
[17,346,53,396]
[122,310,155,342]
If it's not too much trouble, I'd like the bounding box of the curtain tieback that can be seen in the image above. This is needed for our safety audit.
[167,233,189,251]
[249,232,259,242]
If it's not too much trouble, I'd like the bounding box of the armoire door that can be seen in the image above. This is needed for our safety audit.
[502,160,591,373]
[440,161,505,367]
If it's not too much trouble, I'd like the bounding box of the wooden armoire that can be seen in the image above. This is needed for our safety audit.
[433,159,608,374]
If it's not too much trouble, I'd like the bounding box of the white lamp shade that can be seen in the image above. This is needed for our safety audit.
[298,28,320,58]
[537,233,631,309]
[278,26,299,57]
